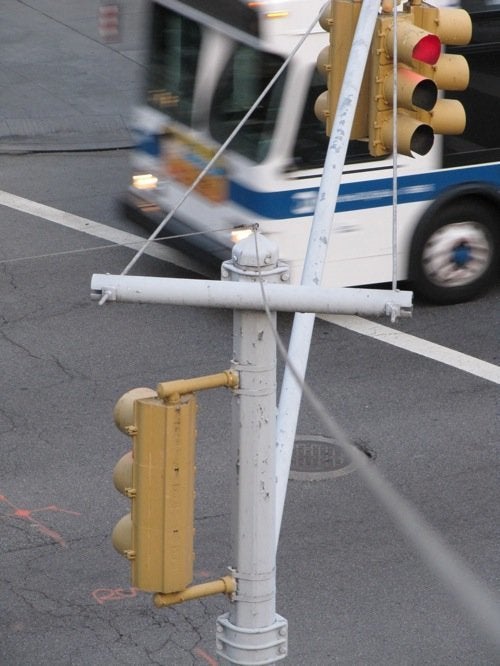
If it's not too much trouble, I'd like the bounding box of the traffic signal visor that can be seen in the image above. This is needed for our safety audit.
[386,21,441,66]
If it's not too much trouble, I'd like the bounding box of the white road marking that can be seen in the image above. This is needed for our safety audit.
[2,189,498,384]
[321,314,500,385]
[0,189,208,274]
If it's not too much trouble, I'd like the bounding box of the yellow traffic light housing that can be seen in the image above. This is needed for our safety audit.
[368,1,472,158]
[112,387,197,594]
[111,371,239,605]
[314,0,370,139]
[411,1,472,136]
[369,9,442,157]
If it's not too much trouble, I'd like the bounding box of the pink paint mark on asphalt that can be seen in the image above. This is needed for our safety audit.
[0,493,80,547]
[92,587,140,605]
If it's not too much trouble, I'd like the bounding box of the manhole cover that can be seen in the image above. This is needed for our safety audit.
[290,435,373,481]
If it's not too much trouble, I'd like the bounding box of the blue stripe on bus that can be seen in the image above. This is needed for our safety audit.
[228,163,500,219]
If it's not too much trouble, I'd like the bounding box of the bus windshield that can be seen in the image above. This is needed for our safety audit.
[292,69,375,170]
[146,4,201,124]
[143,1,373,168]
[209,45,285,163]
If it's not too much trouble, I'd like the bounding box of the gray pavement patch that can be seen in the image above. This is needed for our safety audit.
[0,115,133,152]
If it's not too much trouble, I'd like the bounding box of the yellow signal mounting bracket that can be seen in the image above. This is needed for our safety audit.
[156,369,239,403]
[154,574,237,608]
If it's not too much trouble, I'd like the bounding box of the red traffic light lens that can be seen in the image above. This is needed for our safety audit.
[412,34,441,65]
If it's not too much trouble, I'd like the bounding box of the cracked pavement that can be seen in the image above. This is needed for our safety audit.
[0,184,233,662]
[1,1,499,665]
[0,2,232,664]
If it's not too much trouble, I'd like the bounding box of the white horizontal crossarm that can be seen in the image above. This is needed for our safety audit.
[91,273,412,317]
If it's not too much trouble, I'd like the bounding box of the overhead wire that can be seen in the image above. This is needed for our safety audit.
[391,0,399,291]
[0,225,251,266]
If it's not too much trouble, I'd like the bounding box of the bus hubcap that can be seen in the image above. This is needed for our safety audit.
[422,221,491,287]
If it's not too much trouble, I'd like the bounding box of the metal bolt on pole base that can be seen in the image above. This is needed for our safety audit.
[216,613,288,665]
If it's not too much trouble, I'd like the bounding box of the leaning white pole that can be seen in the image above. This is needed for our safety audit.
[275,0,382,546]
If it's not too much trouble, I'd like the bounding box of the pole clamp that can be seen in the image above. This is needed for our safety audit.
[216,613,288,665]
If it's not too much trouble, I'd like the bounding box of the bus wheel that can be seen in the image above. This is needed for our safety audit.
[410,200,499,304]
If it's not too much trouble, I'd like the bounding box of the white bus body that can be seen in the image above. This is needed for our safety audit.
[123,0,500,303]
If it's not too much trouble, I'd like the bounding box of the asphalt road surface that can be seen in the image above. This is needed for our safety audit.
[0,2,499,665]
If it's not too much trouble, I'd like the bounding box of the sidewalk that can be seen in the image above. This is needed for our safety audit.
[0,1,147,151]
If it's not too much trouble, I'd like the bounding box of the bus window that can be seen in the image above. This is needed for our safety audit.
[292,69,377,171]
[209,45,285,163]
[291,69,329,170]
[146,5,201,125]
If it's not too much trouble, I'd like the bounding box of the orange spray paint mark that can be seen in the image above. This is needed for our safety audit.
[0,493,80,548]
[193,647,219,665]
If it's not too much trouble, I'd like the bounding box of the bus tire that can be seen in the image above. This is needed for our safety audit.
[409,199,500,305]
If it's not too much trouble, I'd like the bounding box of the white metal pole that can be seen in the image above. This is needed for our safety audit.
[275,0,383,546]
[231,303,277,626]
[216,235,288,664]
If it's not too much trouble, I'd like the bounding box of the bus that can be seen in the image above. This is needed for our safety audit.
[122,0,500,304]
